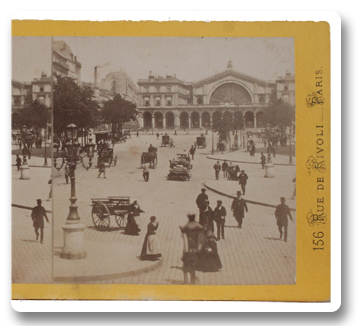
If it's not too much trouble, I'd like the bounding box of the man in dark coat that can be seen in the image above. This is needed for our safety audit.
[238,170,248,195]
[189,145,196,160]
[214,200,227,240]
[196,188,208,217]
[222,160,229,178]
[199,200,214,232]
[260,153,266,169]
[231,191,248,228]
[213,161,221,180]
[275,197,293,242]
[15,155,22,171]
[31,199,49,244]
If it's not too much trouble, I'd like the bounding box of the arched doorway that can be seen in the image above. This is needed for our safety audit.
[191,112,200,129]
[245,111,254,128]
[143,112,152,129]
[165,112,174,129]
[201,112,210,128]
[180,112,189,129]
[256,111,265,128]
[154,112,163,129]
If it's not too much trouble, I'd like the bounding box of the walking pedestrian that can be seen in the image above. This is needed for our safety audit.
[275,197,293,242]
[136,130,139,137]
[15,155,22,171]
[174,130,177,136]
[47,178,52,201]
[250,144,256,156]
[156,132,159,139]
[98,160,106,178]
[199,200,214,232]
[124,209,141,236]
[292,177,296,199]
[214,200,226,240]
[180,214,204,284]
[213,161,221,180]
[170,138,175,148]
[222,160,228,178]
[238,170,248,195]
[231,191,248,228]
[196,188,208,217]
[260,153,266,169]
[143,164,150,182]
[140,216,161,261]
[31,199,49,244]
[189,145,196,160]
[64,164,70,184]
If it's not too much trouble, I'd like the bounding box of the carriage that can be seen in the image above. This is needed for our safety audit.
[97,144,117,167]
[196,136,207,149]
[91,196,135,230]
[141,149,157,168]
[167,165,192,181]
[161,135,170,147]
[169,153,192,169]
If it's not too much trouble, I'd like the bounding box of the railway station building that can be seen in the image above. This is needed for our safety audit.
[137,60,295,131]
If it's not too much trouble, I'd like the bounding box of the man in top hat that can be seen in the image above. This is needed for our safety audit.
[222,160,229,178]
[214,200,227,240]
[31,199,49,244]
[238,170,249,195]
[231,191,248,228]
[274,197,293,242]
[196,188,208,217]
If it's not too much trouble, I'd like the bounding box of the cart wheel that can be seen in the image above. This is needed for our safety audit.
[113,156,117,166]
[91,202,111,231]
[115,213,127,229]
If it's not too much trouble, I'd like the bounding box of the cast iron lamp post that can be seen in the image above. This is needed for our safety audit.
[53,123,95,260]
[264,123,275,178]
[19,125,31,180]
[211,131,214,155]
[288,123,293,164]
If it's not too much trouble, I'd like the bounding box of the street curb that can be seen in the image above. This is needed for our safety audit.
[12,164,51,168]
[12,203,52,214]
[206,156,295,167]
[53,257,163,283]
[204,182,296,212]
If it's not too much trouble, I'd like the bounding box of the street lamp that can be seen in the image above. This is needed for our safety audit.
[19,125,30,180]
[212,131,214,155]
[53,123,95,260]
[288,124,293,164]
[264,123,275,178]
[43,124,48,166]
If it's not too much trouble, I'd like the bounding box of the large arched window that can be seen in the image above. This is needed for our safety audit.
[210,83,252,105]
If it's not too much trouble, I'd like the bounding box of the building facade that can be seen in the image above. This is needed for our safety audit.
[53,40,82,85]
[99,70,138,104]
[31,73,52,108]
[11,80,31,111]
[137,61,295,130]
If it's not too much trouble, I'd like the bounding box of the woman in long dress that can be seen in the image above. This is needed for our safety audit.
[124,210,140,236]
[196,226,222,272]
[140,216,161,260]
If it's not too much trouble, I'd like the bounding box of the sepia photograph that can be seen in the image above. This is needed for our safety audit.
[50,36,296,285]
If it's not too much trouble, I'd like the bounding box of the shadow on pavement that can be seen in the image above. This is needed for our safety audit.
[264,237,282,241]
[20,239,37,243]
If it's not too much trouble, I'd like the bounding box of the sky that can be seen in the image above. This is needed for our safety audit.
[12,37,51,82]
[53,37,294,84]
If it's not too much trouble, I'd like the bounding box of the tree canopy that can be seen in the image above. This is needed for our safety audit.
[263,101,295,132]
[53,74,102,133]
[101,94,137,132]
[211,110,244,141]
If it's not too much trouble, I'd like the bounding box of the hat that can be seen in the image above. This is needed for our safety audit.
[201,188,206,192]
[241,170,245,173]
[280,197,286,201]
[217,200,222,204]
[237,191,242,196]
[37,199,42,203]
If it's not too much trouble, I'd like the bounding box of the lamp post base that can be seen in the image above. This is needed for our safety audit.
[20,164,30,180]
[289,155,293,164]
[60,222,87,260]
[264,163,275,178]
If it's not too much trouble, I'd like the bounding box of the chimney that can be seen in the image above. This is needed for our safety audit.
[94,66,98,86]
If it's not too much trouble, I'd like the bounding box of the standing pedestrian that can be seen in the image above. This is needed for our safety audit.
[214,200,227,240]
[189,145,196,160]
[275,197,293,242]
[15,155,22,171]
[174,130,177,136]
[170,138,175,148]
[140,216,161,261]
[222,160,228,178]
[199,200,214,232]
[213,161,221,180]
[47,177,52,201]
[156,132,160,139]
[31,199,49,244]
[196,188,208,217]
[238,170,248,195]
[231,191,248,228]
[292,177,296,199]
[260,153,266,169]
[98,160,106,179]
[180,214,204,284]
[250,144,256,156]
[136,130,139,137]
[143,164,150,182]
[64,164,70,184]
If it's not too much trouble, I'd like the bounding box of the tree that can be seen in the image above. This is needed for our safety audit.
[101,94,137,133]
[53,74,101,134]
[211,110,234,141]
[263,101,295,132]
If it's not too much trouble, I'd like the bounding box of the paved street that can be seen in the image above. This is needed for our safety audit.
[51,133,296,285]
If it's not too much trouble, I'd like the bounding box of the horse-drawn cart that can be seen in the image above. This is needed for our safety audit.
[97,144,117,167]
[91,196,132,230]
[167,165,192,181]
[196,136,207,149]
[161,135,170,147]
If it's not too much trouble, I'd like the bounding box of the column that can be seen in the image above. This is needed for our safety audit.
[174,113,179,129]
[151,114,155,129]
[199,115,202,128]
[210,113,213,127]
[254,113,257,130]
[163,114,166,129]
[188,115,191,129]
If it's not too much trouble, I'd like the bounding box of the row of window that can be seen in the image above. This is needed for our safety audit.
[142,85,191,94]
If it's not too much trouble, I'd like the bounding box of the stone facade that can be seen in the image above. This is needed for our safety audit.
[137,61,295,130]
